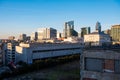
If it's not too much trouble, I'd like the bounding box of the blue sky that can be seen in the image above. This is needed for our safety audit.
[0,0,120,39]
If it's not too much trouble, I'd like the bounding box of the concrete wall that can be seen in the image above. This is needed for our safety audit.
[16,43,83,64]
[80,50,120,80]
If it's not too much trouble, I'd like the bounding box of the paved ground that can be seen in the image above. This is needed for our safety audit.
[5,60,80,80]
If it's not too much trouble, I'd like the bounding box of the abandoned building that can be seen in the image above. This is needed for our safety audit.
[80,50,120,80]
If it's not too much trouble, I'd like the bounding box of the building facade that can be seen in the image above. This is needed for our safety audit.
[63,21,78,38]
[37,28,57,40]
[8,36,15,40]
[15,43,83,64]
[84,32,111,46]
[103,29,111,35]
[111,25,120,41]
[6,42,18,64]
[0,43,3,66]
[57,32,62,39]
[95,21,101,33]
[19,34,27,41]
[81,27,90,38]
[31,32,38,41]
[80,50,120,80]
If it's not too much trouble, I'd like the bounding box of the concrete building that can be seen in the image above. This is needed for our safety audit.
[63,37,84,44]
[0,43,3,66]
[80,27,90,38]
[80,50,120,80]
[15,43,83,64]
[0,43,7,66]
[37,28,57,40]
[63,21,78,38]
[84,31,111,46]
[111,25,120,41]
[6,42,18,64]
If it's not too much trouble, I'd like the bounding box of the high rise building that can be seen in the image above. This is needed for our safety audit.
[37,28,57,40]
[57,32,61,39]
[19,34,27,41]
[80,27,90,38]
[6,42,18,64]
[63,21,78,38]
[30,32,38,41]
[95,21,101,33]
[111,25,120,41]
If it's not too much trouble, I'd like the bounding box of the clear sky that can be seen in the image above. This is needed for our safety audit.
[0,0,120,39]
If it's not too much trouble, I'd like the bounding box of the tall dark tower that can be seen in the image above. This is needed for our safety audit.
[63,21,74,38]
[95,21,101,33]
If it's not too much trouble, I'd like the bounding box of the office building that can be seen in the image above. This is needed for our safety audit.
[57,32,61,39]
[111,25,120,41]
[95,21,101,33]
[37,28,57,40]
[31,32,38,41]
[80,27,90,38]
[63,21,78,38]
[19,34,27,41]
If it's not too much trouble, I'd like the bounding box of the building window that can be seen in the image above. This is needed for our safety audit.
[85,58,102,72]
[115,60,120,73]
[103,59,114,73]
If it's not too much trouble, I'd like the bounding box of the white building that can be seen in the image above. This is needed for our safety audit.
[64,37,84,44]
[15,43,83,64]
[57,32,61,39]
[84,31,111,46]
[7,42,18,64]
[30,32,38,41]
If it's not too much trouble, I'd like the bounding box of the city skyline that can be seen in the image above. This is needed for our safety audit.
[0,0,120,39]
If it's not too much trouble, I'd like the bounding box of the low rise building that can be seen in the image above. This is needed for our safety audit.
[80,50,120,80]
[84,31,111,46]
[63,37,84,44]
[16,43,83,64]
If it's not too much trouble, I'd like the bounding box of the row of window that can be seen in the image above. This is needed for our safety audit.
[85,58,120,73]
[32,47,81,53]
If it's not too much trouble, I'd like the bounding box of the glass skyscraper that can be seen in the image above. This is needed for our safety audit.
[63,21,78,38]
[95,21,101,33]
